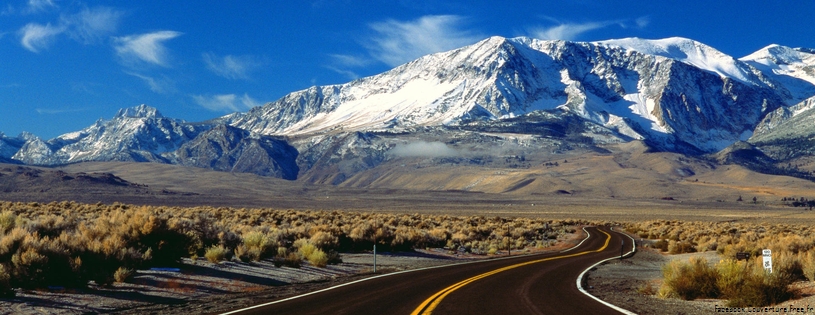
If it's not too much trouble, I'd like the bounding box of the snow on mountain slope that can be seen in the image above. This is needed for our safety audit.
[0,133,25,160]
[231,36,568,136]
[597,37,764,86]
[12,104,210,165]
[234,36,787,152]
[740,44,815,102]
[8,36,815,170]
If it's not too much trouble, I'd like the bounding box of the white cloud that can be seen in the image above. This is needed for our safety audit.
[36,107,91,114]
[17,6,124,52]
[325,66,360,80]
[26,0,56,13]
[63,7,123,44]
[125,72,172,94]
[389,141,458,157]
[529,21,613,41]
[192,93,260,112]
[202,53,263,80]
[366,15,482,67]
[529,17,650,41]
[18,22,65,52]
[114,31,182,66]
[329,54,372,68]
[635,16,650,28]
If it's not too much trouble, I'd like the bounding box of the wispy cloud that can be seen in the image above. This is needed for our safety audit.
[114,31,182,66]
[63,7,123,44]
[16,6,124,52]
[329,54,372,68]
[528,16,649,41]
[26,0,56,13]
[325,66,360,80]
[389,141,458,157]
[529,21,615,41]
[202,53,264,80]
[35,107,92,114]
[18,22,65,52]
[192,93,261,112]
[366,15,483,67]
[125,71,173,94]
[634,16,650,28]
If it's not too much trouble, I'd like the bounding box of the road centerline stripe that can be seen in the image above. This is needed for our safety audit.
[410,228,612,315]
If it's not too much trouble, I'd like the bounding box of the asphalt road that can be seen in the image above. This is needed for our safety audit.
[221,226,632,315]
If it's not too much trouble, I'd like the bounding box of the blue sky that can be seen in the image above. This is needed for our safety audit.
[2,0,814,139]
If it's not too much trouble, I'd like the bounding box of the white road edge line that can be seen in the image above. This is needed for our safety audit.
[576,226,638,315]
[219,227,593,315]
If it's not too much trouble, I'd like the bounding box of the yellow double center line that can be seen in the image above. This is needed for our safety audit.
[410,229,612,315]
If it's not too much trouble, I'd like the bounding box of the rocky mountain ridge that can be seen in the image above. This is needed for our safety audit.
[5,36,815,182]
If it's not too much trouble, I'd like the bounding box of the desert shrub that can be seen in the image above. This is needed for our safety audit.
[661,258,797,307]
[204,245,230,263]
[236,231,276,262]
[0,211,16,234]
[801,251,815,282]
[668,241,697,254]
[659,258,719,300]
[723,263,795,307]
[653,239,669,252]
[326,250,342,265]
[0,200,584,290]
[283,252,301,268]
[113,267,134,283]
[307,249,329,267]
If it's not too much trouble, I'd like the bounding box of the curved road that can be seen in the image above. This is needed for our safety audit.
[222,226,632,315]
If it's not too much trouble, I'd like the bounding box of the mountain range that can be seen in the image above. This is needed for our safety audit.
[4,36,815,183]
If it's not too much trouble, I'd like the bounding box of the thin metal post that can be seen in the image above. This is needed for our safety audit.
[373,244,377,273]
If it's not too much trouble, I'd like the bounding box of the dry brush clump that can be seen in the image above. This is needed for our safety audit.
[0,201,579,292]
[660,257,796,307]
[628,220,815,307]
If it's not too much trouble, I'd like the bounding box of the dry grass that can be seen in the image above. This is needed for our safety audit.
[631,219,815,307]
[0,200,579,292]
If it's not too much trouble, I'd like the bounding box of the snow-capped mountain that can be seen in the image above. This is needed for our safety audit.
[0,133,26,163]
[231,36,801,152]
[740,44,815,102]
[12,104,210,165]
[5,36,815,181]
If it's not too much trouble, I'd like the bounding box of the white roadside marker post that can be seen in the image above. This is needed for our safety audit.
[762,249,772,273]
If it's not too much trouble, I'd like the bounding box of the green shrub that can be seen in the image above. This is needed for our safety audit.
[204,245,230,263]
[307,249,328,268]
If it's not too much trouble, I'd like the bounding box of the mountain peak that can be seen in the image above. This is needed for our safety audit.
[596,37,758,84]
[114,104,163,119]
